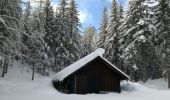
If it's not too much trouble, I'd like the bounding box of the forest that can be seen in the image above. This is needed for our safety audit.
[0,0,170,87]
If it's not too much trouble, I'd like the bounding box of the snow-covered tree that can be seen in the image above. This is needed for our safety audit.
[24,0,50,79]
[67,0,82,65]
[51,0,70,71]
[154,0,170,87]
[0,0,22,77]
[44,0,54,54]
[120,0,161,82]
[120,0,144,81]
[97,5,108,48]
[105,0,120,67]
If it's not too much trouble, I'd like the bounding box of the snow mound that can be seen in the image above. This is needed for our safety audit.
[122,79,169,93]
[121,81,149,92]
[144,78,168,90]
[121,81,136,92]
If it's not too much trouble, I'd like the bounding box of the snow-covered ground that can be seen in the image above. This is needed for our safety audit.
[144,78,168,90]
[0,61,170,100]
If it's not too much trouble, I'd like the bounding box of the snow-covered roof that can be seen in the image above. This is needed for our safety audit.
[53,48,130,81]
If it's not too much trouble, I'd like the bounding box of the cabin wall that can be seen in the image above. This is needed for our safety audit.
[74,58,121,94]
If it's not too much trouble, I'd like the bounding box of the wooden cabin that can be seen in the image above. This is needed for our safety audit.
[52,49,129,94]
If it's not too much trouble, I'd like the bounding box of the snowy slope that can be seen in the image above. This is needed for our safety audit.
[144,79,168,90]
[0,61,170,100]
[0,61,42,81]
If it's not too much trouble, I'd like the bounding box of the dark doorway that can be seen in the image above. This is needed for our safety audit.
[76,75,88,94]
[88,69,104,93]
[68,77,75,93]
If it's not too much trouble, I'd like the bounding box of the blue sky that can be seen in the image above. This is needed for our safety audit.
[26,0,128,30]
[55,0,128,30]
[76,0,128,30]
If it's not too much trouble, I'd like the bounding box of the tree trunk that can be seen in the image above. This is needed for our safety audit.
[54,55,57,66]
[143,70,147,82]
[32,64,35,80]
[1,61,6,77]
[43,64,45,73]
[168,68,170,88]
[60,55,61,70]
[64,57,65,68]
[5,62,8,74]
[22,59,24,64]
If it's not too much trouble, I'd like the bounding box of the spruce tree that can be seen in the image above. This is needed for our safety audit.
[105,0,120,67]
[118,4,126,70]
[97,5,108,48]
[44,0,54,52]
[154,0,170,87]
[28,0,49,79]
[67,0,82,65]
[52,0,69,71]
[120,0,160,82]
[120,0,143,81]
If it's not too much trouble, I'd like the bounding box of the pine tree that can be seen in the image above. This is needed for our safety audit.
[97,5,108,48]
[43,0,55,73]
[27,0,49,79]
[117,4,124,26]
[44,0,54,52]
[154,0,170,87]
[120,0,143,81]
[120,0,160,82]
[118,4,126,70]
[52,0,70,71]
[67,0,82,65]
[21,1,32,63]
[105,0,120,67]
